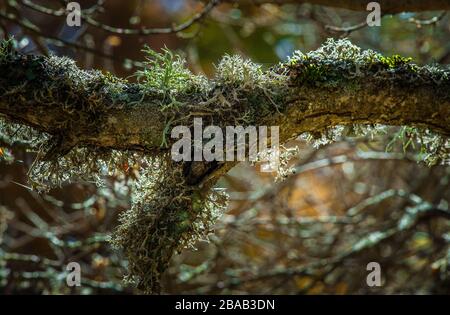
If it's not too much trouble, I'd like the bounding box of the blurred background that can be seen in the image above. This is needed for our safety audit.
[0,0,449,294]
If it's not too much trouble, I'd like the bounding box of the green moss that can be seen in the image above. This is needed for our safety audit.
[103,71,127,84]
[379,54,413,69]
[292,60,330,85]
[0,38,15,60]
[287,39,422,87]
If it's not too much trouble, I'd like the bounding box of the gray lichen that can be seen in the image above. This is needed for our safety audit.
[0,38,449,294]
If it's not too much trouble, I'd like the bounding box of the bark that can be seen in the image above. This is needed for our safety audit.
[0,47,449,159]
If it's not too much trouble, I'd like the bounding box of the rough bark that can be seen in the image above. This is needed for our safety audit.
[1,48,449,158]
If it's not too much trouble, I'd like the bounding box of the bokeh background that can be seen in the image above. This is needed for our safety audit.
[0,0,449,294]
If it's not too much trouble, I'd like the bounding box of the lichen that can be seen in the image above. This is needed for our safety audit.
[286,38,425,87]
[136,46,208,95]
[0,38,449,294]
[109,156,227,293]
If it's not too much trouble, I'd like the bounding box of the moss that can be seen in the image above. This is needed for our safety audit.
[102,71,128,87]
[286,39,428,89]
[379,54,413,69]
[288,58,331,85]
[0,38,16,60]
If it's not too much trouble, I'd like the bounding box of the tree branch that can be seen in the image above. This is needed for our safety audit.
[0,41,449,159]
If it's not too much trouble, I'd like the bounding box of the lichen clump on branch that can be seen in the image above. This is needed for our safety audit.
[0,38,449,294]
